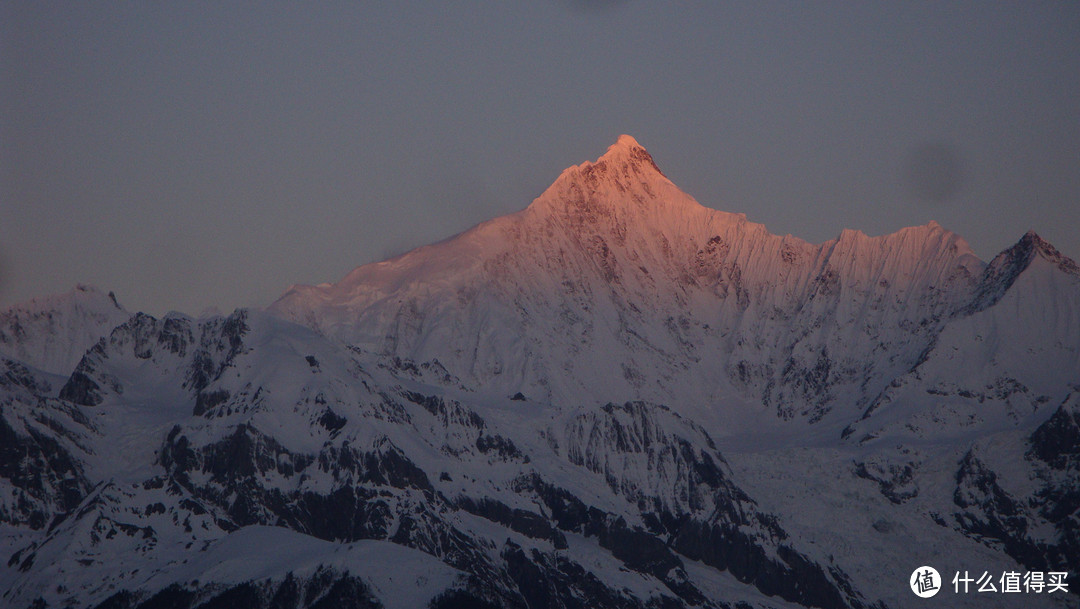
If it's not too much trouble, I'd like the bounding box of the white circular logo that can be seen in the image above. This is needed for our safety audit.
[910,566,941,598]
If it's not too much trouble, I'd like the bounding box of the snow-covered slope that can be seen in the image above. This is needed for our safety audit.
[3,306,871,609]
[844,230,1080,444]
[2,136,1077,609]
[0,285,130,377]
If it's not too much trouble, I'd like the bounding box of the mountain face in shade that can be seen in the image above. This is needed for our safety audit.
[1,137,1078,609]
[0,285,129,377]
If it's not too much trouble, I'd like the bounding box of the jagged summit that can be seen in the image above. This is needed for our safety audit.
[966,230,1080,314]
[596,133,661,172]
[579,133,663,177]
[1018,230,1080,274]
[524,134,700,224]
[989,230,1079,281]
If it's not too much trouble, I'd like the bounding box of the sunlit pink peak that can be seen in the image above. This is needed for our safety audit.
[554,134,664,181]
[597,133,662,171]
[606,134,644,154]
[526,134,690,219]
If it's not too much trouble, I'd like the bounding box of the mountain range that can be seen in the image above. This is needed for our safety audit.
[1,136,1077,608]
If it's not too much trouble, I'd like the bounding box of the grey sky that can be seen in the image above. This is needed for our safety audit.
[2,2,1078,316]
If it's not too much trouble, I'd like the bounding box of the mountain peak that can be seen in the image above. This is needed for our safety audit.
[525,134,683,221]
[1014,230,1078,274]
[0,285,131,375]
[605,134,644,155]
[593,134,663,176]
[967,230,1080,313]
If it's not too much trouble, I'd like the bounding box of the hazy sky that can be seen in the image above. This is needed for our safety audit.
[2,2,1078,316]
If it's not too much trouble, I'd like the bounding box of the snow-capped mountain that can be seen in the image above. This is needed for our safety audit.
[0,285,129,377]
[1,136,1076,608]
